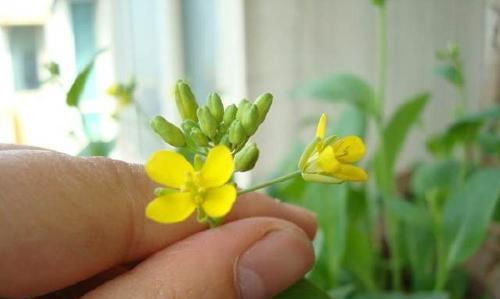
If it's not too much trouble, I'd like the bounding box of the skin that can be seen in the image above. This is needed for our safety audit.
[0,145,317,299]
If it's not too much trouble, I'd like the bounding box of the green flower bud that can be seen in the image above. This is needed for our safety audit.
[228,120,246,145]
[241,104,259,136]
[236,99,251,121]
[197,106,218,138]
[219,135,231,147]
[207,92,224,122]
[235,142,259,172]
[190,127,209,146]
[254,93,273,124]
[298,137,320,170]
[193,154,204,171]
[181,119,198,134]
[150,115,186,147]
[175,80,199,121]
[222,104,237,130]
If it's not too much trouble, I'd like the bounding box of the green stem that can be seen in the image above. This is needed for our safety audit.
[376,5,387,118]
[427,191,447,290]
[238,170,302,195]
[374,2,401,291]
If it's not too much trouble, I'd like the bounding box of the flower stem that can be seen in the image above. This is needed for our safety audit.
[238,170,302,195]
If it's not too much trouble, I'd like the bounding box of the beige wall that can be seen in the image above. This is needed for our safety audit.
[244,0,487,179]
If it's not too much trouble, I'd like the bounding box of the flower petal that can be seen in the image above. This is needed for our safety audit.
[332,136,366,163]
[317,146,340,173]
[199,145,234,188]
[302,172,343,184]
[145,150,193,188]
[202,184,237,218]
[332,164,368,181]
[145,192,196,223]
[315,113,327,139]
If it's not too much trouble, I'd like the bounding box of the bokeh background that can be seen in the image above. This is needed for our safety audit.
[0,0,497,180]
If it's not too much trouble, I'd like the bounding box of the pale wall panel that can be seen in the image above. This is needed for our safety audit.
[244,0,486,179]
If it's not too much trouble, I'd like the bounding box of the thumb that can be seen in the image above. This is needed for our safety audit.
[83,217,315,299]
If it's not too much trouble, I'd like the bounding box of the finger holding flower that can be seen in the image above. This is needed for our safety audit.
[144,81,368,227]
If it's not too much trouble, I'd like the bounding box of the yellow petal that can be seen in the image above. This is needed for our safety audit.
[332,164,368,181]
[317,146,340,173]
[302,172,343,184]
[315,113,327,139]
[145,150,193,188]
[145,192,196,223]
[332,136,366,163]
[202,184,237,218]
[199,145,234,188]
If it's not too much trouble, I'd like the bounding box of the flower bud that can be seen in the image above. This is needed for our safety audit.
[181,119,198,134]
[219,135,231,147]
[255,93,273,123]
[197,106,218,138]
[175,81,199,121]
[190,127,209,146]
[207,92,224,122]
[236,99,251,121]
[235,142,259,172]
[298,138,319,170]
[241,104,260,136]
[222,104,237,130]
[150,115,186,147]
[228,120,246,146]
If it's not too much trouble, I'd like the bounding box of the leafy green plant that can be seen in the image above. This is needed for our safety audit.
[274,1,500,298]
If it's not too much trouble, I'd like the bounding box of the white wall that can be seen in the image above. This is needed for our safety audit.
[244,0,487,179]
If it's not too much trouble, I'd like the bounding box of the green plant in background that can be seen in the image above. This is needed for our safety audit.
[275,0,500,298]
[44,51,143,157]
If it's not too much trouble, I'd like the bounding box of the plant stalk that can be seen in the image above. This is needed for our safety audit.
[375,2,402,291]
[238,170,302,195]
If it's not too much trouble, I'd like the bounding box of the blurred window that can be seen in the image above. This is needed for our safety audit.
[181,0,217,101]
[70,0,97,101]
[7,25,43,91]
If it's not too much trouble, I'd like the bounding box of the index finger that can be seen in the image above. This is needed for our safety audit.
[0,149,316,298]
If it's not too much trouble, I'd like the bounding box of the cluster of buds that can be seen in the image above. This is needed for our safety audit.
[151,80,273,172]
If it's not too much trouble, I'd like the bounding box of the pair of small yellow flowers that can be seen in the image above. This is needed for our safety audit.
[145,113,367,224]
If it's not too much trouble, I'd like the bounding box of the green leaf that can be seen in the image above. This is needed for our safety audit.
[66,50,105,107]
[383,93,430,171]
[304,184,348,289]
[374,93,430,192]
[78,140,116,157]
[427,105,500,157]
[403,224,435,291]
[344,187,377,291]
[293,74,376,115]
[332,106,367,138]
[434,64,463,87]
[410,160,461,198]
[444,168,500,267]
[353,292,448,299]
[385,197,432,229]
[274,279,331,299]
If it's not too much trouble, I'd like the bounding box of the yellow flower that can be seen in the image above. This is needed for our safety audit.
[299,113,368,183]
[145,145,236,223]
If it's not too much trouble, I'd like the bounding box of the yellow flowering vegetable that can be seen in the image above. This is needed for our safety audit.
[299,113,368,183]
[145,145,236,224]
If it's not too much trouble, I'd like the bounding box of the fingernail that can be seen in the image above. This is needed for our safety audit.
[236,229,314,299]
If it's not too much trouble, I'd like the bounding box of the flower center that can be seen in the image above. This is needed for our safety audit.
[182,172,206,205]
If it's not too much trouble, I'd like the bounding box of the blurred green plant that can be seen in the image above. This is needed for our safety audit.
[275,1,500,298]
[44,51,143,157]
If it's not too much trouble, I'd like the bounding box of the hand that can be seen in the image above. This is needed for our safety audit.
[0,145,316,299]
